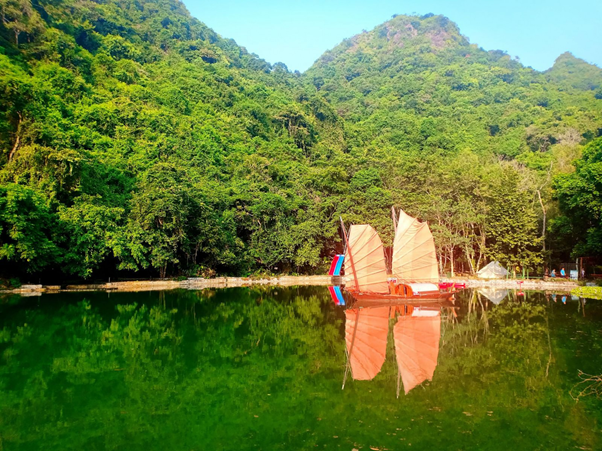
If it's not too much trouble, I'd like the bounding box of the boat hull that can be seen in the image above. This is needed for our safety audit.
[347,290,454,308]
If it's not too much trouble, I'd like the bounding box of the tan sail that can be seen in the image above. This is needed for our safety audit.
[392,210,439,283]
[345,224,389,293]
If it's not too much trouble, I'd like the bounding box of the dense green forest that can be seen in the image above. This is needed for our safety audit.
[0,1,601,281]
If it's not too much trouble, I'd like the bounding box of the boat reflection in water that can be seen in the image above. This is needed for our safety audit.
[334,209,464,395]
[394,306,440,396]
[342,301,453,397]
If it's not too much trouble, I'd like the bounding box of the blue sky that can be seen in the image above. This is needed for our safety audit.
[184,0,602,73]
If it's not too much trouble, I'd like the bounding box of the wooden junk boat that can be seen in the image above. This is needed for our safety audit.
[332,209,462,394]
[340,209,455,304]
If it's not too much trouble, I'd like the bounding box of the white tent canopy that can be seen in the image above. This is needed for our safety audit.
[477,261,508,279]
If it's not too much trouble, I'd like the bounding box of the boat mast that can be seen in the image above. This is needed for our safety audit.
[340,216,359,292]
[391,206,397,234]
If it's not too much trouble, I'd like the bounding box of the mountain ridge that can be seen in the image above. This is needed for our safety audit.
[308,13,591,75]
[305,13,601,152]
[546,51,602,92]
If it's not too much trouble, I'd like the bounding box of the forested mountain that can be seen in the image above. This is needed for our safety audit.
[0,2,601,281]
[304,13,602,273]
[306,14,601,158]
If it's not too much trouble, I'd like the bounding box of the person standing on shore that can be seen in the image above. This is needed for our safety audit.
[560,267,566,277]
[551,269,556,277]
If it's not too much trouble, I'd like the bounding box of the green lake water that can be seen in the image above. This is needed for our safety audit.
[1,287,601,450]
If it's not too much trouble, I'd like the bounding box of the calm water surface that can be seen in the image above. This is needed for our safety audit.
[1,287,601,450]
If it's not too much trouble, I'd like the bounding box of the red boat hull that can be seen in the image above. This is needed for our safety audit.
[347,290,454,308]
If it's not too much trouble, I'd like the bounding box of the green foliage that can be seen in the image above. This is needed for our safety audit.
[0,0,348,278]
[554,138,602,257]
[483,164,542,268]
[0,0,45,45]
[571,286,602,300]
[0,183,61,271]
[0,4,600,279]
[306,15,601,162]
[546,52,602,92]
[58,195,124,277]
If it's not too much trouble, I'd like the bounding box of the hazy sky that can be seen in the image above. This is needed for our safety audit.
[184,0,602,73]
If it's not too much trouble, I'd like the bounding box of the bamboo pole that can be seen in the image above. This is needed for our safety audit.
[340,217,359,292]
[342,308,360,389]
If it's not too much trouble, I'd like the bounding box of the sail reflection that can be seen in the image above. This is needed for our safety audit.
[394,308,441,396]
[343,304,444,396]
[344,307,389,380]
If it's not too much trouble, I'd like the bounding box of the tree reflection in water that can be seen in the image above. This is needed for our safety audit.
[0,287,601,450]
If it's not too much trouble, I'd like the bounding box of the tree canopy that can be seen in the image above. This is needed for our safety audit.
[0,4,601,280]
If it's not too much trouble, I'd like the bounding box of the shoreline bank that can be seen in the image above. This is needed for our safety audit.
[1,275,580,295]
[439,277,578,291]
[1,275,337,295]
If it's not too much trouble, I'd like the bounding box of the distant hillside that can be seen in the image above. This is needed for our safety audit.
[546,52,602,92]
[305,14,602,159]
